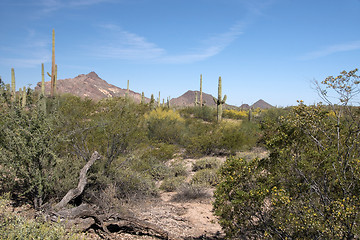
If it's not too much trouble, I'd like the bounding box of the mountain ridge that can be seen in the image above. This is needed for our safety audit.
[35,72,272,109]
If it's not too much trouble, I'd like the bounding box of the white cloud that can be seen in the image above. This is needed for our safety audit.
[300,41,360,60]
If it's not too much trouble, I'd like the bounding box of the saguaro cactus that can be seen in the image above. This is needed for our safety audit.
[41,63,45,95]
[150,94,155,109]
[11,68,15,101]
[248,108,253,122]
[126,80,129,98]
[158,91,161,108]
[55,64,57,95]
[213,76,227,122]
[200,74,203,107]
[141,92,145,104]
[167,96,171,108]
[195,91,199,106]
[50,29,56,97]
[22,86,27,108]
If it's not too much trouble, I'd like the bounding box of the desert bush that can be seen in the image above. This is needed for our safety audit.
[192,158,221,171]
[183,120,259,156]
[159,176,186,192]
[140,142,178,162]
[0,195,80,240]
[191,169,219,186]
[214,68,360,239]
[172,183,211,201]
[145,108,185,144]
[218,120,260,154]
[148,164,171,181]
[0,105,63,208]
[179,106,217,122]
[223,109,248,120]
[182,121,221,156]
[113,168,158,200]
[169,162,188,177]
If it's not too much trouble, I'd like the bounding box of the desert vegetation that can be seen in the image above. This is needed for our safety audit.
[1,45,359,240]
[0,70,262,238]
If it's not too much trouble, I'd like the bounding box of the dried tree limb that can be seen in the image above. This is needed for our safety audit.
[54,151,101,211]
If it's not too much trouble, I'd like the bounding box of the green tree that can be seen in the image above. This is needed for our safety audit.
[214,68,360,239]
[0,106,61,208]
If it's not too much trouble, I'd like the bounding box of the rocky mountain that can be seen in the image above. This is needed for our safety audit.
[251,99,273,109]
[35,72,273,109]
[35,72,146,102]
[170,90,217,107]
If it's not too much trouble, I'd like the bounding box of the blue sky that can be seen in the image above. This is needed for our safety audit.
[0,0,359,107]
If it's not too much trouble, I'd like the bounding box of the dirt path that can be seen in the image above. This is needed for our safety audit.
[125,191,223,240]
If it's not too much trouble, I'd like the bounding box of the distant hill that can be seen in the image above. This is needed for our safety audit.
[35,72,147,102]
[35,72,273,109]
[251,99,273,109]
[170,90,217,107]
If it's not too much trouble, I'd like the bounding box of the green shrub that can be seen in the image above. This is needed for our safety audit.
[149,164,171,181]
[112,168,158,200]
[218,121,260,154]
[0,195,80,239]
[159,176,186,192]
[0,106,62,208]
[140,143,178,162]
[169,162,188,177]
[191,169,219,186]
[180,106,216,122]
[172,183,210,201]
[214,68,360,239]
[145,108,185,144]
[192,158,221,171]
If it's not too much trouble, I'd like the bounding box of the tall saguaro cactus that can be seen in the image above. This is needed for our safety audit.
[167,96,171,108]
[150,94,155,109]
[11,68,15,101]
[200,74,203,107]
[213,76,227,122]
[158,91,161,108]
[41,63,45,95]
[141,92,145,104]
[126,80,129,98]
[22,86,27,108]
[50,29,56,97]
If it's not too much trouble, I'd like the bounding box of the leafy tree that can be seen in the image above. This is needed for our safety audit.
[214,68,360,239]
[0,106,61,208]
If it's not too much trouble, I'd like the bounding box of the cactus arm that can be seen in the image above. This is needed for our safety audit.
[11,68,15,100]
[222,95,227,104]
[213,96,218,104]
[200,74,203,107]
[41,63,45,95]
[22,86,26,108]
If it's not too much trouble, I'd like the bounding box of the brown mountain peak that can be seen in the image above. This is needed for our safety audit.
[251,99,273,109]
[87,71,100,79]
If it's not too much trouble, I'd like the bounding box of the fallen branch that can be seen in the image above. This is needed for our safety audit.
[48,150,171,239]
[54,151,101,211]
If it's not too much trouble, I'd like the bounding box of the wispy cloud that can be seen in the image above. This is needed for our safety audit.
[93,24,166,60]
[300,41,360,60]
[161,21,244,63]
[40,0,114,13]
[91,21,244,64]
[0,29,51,68]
